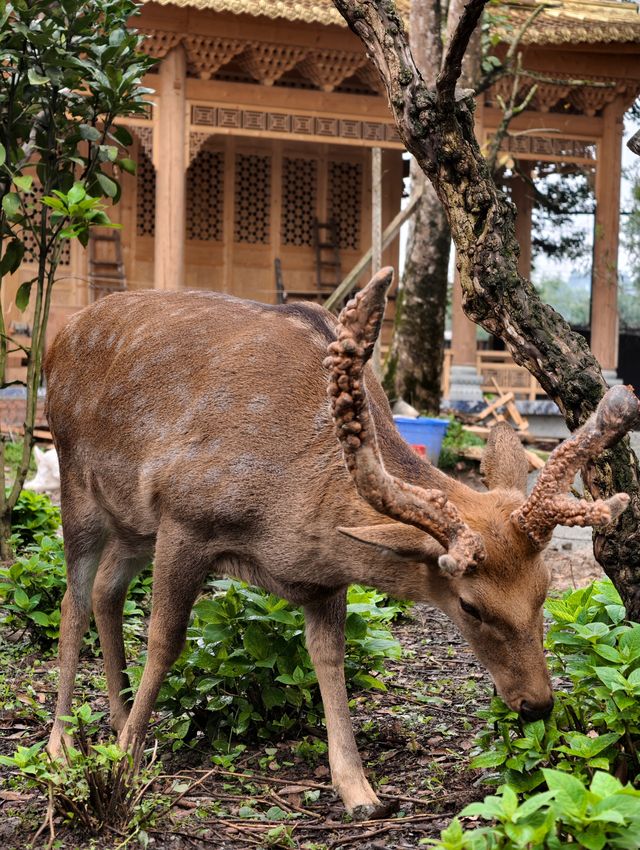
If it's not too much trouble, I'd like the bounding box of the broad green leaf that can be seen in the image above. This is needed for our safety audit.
[12,175,32,192]
[118,157,136,174]
[0,143,5,167]
[27,68,49,85]
[79,124,101,141]
[15,280,33,311]
[2,192,20,218]
[96,172,117,198]
[0,239,25,275]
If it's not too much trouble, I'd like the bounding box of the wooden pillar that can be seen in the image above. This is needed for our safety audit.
[154,46,186,291]
[371,146,382,377]
[591,98,624,373]
[451,265,477,367]
[511,163,533,279]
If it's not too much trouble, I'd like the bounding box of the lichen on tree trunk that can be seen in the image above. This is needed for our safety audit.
[334,0,640,620]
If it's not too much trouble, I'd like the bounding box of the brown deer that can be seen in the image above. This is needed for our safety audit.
[44,268,637,817]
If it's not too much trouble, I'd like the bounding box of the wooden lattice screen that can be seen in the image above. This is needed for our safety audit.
[328,160,362,251]
[233,153,271,244]
[187,148,224,241]
[281,156,318,247]
[136,146,156,238]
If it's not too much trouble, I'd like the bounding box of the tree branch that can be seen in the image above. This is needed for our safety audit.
[436,0,487,108]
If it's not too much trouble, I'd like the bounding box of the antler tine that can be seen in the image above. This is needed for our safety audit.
[512,385,639,548]
[323,267,485,575]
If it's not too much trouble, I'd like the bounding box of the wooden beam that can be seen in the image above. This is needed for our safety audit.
[154,47,187,290]
[591,97,624,372]
[323,185,423,312]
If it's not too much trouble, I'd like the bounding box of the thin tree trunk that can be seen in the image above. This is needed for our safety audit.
[388,0,479,412]
[334,0,640,619]
[387,165,449,411]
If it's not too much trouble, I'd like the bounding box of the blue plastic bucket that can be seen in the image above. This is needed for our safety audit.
[393,416,450,464]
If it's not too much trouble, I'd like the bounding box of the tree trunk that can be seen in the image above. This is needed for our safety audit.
[387,165,449,412]
[388,0,480,412]
[334,0,640,619]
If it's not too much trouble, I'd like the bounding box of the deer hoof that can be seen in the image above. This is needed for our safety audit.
[350,799,400,821]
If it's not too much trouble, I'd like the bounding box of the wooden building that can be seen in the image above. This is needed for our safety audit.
[3,0,408,385]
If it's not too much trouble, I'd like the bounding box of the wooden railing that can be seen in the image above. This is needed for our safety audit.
[442,349,543,401]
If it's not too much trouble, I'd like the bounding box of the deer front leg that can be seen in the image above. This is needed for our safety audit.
[304,592,380,817]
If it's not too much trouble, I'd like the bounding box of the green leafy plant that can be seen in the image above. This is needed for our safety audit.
[0,0,154,558]
[0,531,151,647]
[136,580,402,750]
[9,488,60,549]
[471,580,640,794]
[423,770,640,850]
[0,703,162,837]
[438,417,485,470]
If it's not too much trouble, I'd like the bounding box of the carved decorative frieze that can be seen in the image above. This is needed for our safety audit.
[138,28,182,59]
[188,102,401,147]
[238,43,308,86]
[188,131,211,165]
[298,50,367,92]
[129,125,154,161]
[497,133,597,162]
[486,72,627,116]
[183,35,245,80]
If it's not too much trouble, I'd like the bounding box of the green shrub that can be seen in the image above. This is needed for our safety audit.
[471,580,640,794]
[422,770,640,850]
[438,417,485,469]
[0,704,161,836]
[0,533,151,648]
[135,580,402,749]
[10,489,61,549]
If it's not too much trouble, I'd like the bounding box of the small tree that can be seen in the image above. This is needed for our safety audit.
[0,0,153,558]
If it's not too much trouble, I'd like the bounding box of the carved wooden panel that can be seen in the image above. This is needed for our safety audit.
[298,49,366,92]
[328,160,362,251]
[136,146,156,237]
[234,153,271,244]
[281,156,318,247]
[239,44,307,85]
[187,148,224,242]
[184,35,245,79]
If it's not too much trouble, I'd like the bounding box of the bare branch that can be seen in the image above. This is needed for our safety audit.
[436,0,488,108]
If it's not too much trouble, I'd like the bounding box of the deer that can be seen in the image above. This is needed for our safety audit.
[44,267,638,818]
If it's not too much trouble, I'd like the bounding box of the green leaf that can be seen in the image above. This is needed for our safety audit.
[29,611,51,626]
[0,239,25,275]
[243,622,269,660]
[0,144,5,167]
[67,182,86,205]
[470,750,508,768]
[79,124,101,141]
[95,172,117,198]
[27,68,49,85]
[13,586,30,609]
[2,192,20,219]
[15,280,33,311]
[118,157,137,174]
[12,175,33,192]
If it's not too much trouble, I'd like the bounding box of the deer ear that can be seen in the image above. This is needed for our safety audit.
[480,422,528,494]
[337,523,441,561]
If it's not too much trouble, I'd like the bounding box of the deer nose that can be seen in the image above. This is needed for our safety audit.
[519,698,554,722]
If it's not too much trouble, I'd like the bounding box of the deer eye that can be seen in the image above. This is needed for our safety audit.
[460,598,482,621]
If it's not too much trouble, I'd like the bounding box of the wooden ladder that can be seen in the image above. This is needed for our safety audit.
[314,219,342,294]
[88,229,127,302]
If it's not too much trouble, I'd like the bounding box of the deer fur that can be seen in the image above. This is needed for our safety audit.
[44,268,638,817]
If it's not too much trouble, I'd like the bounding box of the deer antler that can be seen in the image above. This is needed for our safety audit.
[324,268,485,576]
[512,385,639,548]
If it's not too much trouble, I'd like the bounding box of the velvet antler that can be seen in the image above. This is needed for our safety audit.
[512,385,639,548]
[324,268,485,575]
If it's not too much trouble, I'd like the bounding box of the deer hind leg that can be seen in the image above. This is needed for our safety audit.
[48,503,107,757]
[118,526,205,761]
[92,542,150,735]
[304,592,381,817]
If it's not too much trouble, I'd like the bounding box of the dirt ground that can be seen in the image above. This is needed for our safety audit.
[0,540,604,850]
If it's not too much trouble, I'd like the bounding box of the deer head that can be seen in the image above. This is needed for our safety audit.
[325,268,638,721]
